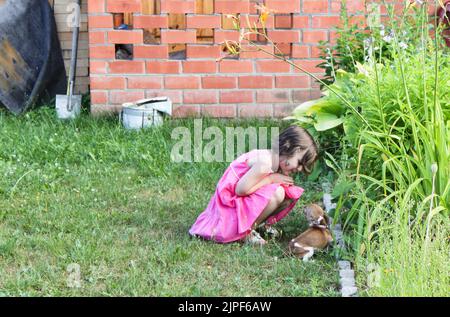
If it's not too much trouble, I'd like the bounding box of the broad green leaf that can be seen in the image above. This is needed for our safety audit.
[293,99,320,115]
[314,113,344,131]
[332,180,355,199]
[295,117,313,123]
[307,164,322,182]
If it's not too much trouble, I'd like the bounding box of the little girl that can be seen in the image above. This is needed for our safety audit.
[189,125,319,245]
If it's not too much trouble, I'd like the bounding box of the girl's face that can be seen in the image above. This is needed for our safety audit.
[279,148,308,176]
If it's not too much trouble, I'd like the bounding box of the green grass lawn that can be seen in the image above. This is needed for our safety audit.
[0,106,339,296]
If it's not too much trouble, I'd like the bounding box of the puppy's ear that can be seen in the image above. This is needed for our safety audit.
[303,205,312,215]
[303,205,313,221]
[316,200,325,209]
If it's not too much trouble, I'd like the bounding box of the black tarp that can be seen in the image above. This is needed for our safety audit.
[0,0,66,114]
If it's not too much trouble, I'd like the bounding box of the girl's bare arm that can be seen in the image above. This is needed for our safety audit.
[235,160,294,196]
[235,161,273,196]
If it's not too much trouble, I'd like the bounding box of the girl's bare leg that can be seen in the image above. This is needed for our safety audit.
[271,198,293,216]
[252,186,285,229]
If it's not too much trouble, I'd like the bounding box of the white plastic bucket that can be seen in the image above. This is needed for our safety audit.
[120,97,172,130]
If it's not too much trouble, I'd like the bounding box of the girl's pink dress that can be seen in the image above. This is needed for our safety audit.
[189,149,304,243]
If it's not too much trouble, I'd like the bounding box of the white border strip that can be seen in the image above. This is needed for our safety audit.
[322,185,358,297]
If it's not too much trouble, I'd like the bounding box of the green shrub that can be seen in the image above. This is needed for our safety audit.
[288,0,450,296]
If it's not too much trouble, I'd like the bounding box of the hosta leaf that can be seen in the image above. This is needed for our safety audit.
[316,99,346,116]
[314,113,344,131]
[293,99,320,115]
[294,117,313,123]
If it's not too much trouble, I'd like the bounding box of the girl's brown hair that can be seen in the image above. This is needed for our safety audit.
[273,125,319,174]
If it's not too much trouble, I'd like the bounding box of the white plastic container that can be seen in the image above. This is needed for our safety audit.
[120,97,172,130]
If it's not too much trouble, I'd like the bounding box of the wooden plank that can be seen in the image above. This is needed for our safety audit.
[196,0,203,14]
[124,13,133,26]
[142,0,161,14]
[196,0,214,14]
[167,3,186,54]
[169,44,186,54]
[141,0,154,14]
[141,1,161,43]
[195,0,214,42]
[203,0,213,14]
[155,0,161,14]
[143,29,160,44]
[169,13,186,30]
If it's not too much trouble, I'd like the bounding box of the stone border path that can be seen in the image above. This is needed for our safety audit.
[322,184,358,297]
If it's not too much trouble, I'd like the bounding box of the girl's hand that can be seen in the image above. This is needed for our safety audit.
[269,173,294,185]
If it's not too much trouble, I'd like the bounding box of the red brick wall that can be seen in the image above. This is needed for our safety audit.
[87,0,402,118]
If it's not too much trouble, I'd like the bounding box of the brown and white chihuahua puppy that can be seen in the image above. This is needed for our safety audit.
[288,204,333,261]
[304,203,330,229]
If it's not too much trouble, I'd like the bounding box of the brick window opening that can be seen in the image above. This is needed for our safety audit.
[275,14,293,29]
[141,0,161,44]
[169,13,186,30]
[222,14,238,30]
[142,0,161,15]
[196,0,214,44]
[115,44,133,60]
[167,13,187,57]
[221,43,239,59]
[196,0,214,14]
[113,13,133,30]
[143,29,161,44]
[197,28,214,44]
[169,44,187,60]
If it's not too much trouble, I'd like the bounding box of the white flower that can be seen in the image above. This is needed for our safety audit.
[383,30,395,43]
[431,163,438,174]
[383,34,393,43]
[399,42,408,50]
[364,38,373,47]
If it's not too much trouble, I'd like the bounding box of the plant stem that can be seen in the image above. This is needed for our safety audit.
[244,39,372,129]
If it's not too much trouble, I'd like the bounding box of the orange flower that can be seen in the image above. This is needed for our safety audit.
[255,3,275,24]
